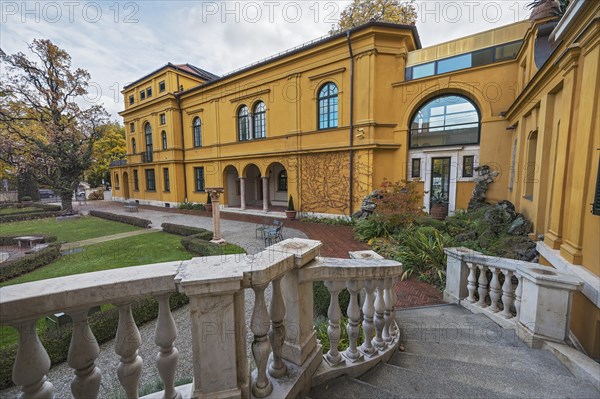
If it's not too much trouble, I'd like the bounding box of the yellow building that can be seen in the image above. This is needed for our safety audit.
[111,1,599,356]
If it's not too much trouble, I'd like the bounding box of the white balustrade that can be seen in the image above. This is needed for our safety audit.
[500,270,515,319]
[359,279,377,357]
[372,279,387,351]
[12,319,54,399]
[515,274,523,319]
[68,309,101,399]
[383,277,394,343]
[154,294,181,399]
[251,283,273,398]
[115,303,143,399]
[324,280,345,366]
[466,262,477,303]
[476,265,489,307]
[344,280,363,362]
[268,276,287,378]
[488,267,501,313]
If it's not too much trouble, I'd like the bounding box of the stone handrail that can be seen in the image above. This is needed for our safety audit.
[444,247,583,348]
[0,239,403,399]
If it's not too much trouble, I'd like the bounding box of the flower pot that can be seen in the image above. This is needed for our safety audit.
[285,210,297,220]
[430,204,448,220]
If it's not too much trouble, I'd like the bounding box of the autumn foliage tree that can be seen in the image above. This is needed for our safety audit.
[86,122,126,187]
[331,0,418,34]
[0,39,109,211]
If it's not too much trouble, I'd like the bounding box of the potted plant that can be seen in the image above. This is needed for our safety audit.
[204,193,212,212]
[285,195,297,220]
[430,193,448,221]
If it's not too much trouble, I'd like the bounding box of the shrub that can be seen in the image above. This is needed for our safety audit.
[314,315,363,354]
[0,234,57,246]
[301,216,355,226]
[0,243,62,282]
[0,293,190,390]
[354,215,391,242]
[161,223,212,239]
[177,202,205,211]
[16,171,39,202]
[393,228,447,288]
[0,211,63,223]
[89,210,151,228]
[87,189,104,200]
[20,196,32,202]
[313,281,350,319]
[180,236,244,256]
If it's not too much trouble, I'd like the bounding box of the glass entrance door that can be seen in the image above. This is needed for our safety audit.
[430,157,451,210]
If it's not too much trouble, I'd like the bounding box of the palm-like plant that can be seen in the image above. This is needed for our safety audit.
[527,0,571,19]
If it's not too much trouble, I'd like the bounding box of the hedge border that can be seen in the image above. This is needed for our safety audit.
[161,223,212,240]
[0,242,61,282]
[89,210,152,228]
[0,293,190,390]
[0,211,64,223]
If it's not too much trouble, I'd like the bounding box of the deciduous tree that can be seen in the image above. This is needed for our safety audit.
[0,39,109,211]
[86,122,126,187]
[331,0,417,34]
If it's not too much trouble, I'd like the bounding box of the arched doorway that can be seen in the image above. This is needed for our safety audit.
[122,172,130,199]
[243,164,263,207]
[223,165,241,207]
[267,162,287,208]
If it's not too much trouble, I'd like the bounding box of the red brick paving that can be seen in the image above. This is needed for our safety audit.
[130,203,443,308]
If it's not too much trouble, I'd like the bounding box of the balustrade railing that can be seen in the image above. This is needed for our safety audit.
[444,247,582,347]
[1,239,403,399]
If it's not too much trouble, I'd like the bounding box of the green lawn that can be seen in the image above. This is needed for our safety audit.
[0,216,140,243]
[0,207,41,215]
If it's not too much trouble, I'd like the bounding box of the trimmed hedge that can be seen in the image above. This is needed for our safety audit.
[0,242,62,282]
[161,223,213,240]
[0,211,63,223]
[181,236,245,257]
[0,234,57,246]
[89,210,151,228]
[0,293,190,390]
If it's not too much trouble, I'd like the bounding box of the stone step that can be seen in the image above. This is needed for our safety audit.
[360,363,518,399]
[400,340,573,377]
[400,325,525,348]
[310,376,398,399]
[390,353,600,398]
[397,311,495,327]
[395,304,474,319]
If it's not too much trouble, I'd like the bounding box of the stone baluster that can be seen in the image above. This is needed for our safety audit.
[488,267,501,313]
[383,277,394,343]
[359,280,376,357]
[268,276,287,378]
[154,294,181,399]
[466,262,477,303]
[343,280,363,363]
[514,274,523,320]
[476,265,489,307]
[324,280,345,366]
[500,270,515,319]
[115,303,143,399]
[390,276,399,338]
[12,319,54,399]
[372,279,387,351]
[68,309,101,398]
[251,283,272,398]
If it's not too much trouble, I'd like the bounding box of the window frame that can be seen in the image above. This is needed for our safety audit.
[277,170,288,191]
[161,131,167,150]
[192,117,202,147]
[140,90,146,100]
[145,169,156,191]
[411,158,421,179]
[130,122,135,133]
[160,113,166,125]
[238,105,250,141]
[131,138,136,154]
[146,87,152,98]
[317,82,339,130]
[129,95,134,105]
[133,169,139,191]
[159,81,166,92]
[144,122,153,161]
[194,167,205,192]
[253,101,266,139]
[462,155,475,178]
[409,94,481,150]
[163,168,170,192]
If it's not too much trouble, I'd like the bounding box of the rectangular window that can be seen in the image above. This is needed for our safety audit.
[129,95,134,105]
[145,169,156,191]
[163,168,170,192]
[437,53,471,75]
[462,155,475,177]
[130,122,135,133]
[472,48,494,67]
[159,81,166,92]
[194,167,205,192]
[592,159,600,216]
[412,62,435,79]
[140,90,146,100]
[495,41,522,61]
[160,113,166,125]
[146,87,152,98]
[411,158,421,178]
[133,169,139,191]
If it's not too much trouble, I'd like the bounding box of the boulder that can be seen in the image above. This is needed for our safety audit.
[508,214,533,236]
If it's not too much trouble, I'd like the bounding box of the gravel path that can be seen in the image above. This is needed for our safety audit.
[2,201,297,398]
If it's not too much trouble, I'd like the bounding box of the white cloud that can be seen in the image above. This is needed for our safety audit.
[1,1,531,120]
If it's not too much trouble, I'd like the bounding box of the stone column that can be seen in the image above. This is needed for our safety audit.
[261,177,269,212]
[443,248,477,304]
[239,177,246,210]
[207,188,225,244]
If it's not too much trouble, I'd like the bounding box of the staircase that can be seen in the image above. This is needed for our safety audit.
[310,304,600,399]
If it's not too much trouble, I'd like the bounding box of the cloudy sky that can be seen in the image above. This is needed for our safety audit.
[1,1,532,119]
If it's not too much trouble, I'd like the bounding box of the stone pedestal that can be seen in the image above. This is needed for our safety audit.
[516,264,582,348]
[443,248,476,304]
[207,188,225,244]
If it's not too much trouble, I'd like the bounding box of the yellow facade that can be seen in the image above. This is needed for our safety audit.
[112,5,600,356]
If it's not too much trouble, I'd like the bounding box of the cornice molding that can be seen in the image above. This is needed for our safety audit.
[308,67,346,81]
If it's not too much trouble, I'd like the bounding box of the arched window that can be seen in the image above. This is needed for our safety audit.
[161,131,167,150]
[318,82,338,130]
[238,106,250,141]
[193,117,202,147]
[410,95,480,148]
[253,101,266,139]
[524,130,538,199]
[114,173,120,189]
[144,123,153,161]
[277,170,288,191]
[131,138,136,154]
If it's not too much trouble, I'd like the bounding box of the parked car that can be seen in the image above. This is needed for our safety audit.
[39,189,56,199]
[75,190,86,199]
